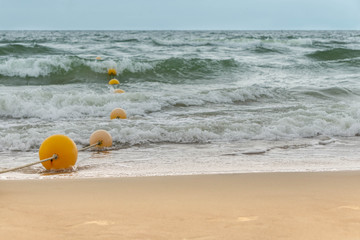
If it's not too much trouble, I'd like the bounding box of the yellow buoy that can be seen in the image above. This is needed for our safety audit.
[110,108,127,119]
[114,89,125,94]
[96,56,102,60]
[39,135,78,170]
[108,79,120,85]
[108,68,117,76]
[89,130,112,149]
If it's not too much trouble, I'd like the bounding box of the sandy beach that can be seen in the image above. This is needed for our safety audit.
[1,172,360,240]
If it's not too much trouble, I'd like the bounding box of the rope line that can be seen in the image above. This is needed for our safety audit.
[0,154,57,174]
[78,141,101,152]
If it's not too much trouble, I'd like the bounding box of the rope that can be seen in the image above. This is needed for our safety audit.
[0,154,57,174]
[78,141,101,152]
[1,141,101,174]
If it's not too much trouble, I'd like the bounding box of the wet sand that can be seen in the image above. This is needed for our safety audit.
[1,172,360,239]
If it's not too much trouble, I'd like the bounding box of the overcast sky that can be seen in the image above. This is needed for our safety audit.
[0,0,359,30]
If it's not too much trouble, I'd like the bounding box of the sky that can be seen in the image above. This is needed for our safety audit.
[0,0,359,30]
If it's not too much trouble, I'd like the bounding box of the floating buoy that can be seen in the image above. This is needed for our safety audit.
[89,130,112,149]
[110,108,127,119]
[96,56,102,60]
[114,89,125,94]
[108,68,117,76]
[108,79,120,85]
[39,135,78,170]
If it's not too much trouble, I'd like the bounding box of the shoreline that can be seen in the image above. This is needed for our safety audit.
[2,167,360,181]
[2,168,360,180]
[2,136,360,180]
[1,171,360,239]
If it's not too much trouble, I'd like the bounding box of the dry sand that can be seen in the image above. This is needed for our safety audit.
[1,172,360,239]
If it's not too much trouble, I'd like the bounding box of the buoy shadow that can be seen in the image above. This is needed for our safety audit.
[39,167,77,176]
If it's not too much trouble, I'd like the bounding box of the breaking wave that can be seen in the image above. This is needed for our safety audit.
[0,56,240,85]
[307,48,360,61]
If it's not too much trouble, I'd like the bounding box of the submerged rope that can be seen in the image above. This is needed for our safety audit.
[78,141,101,152]
[0,154,57,174]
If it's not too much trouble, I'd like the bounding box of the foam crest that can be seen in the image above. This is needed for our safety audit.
[2,104,360,152]
[0,83,341,123]
[86,58,153,74]
[0,56,72,78]
[0,56,155,79]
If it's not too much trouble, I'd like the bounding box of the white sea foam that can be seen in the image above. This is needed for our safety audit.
[0,56,156,78]
[0,56,73,78]
[1,82,360,152]
[86,58,153,74]
[2,138,360,180]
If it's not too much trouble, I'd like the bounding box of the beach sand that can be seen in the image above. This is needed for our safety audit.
[1,172,360,239]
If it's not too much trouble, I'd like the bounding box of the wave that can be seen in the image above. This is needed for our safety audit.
[145,57,239,77]
[1,101,360,152]
[0,56,240,85]
[307,48,360,61]
[0,84,283,121]
[0,56,149,84]
[150,35,313,49]
[293,87,359,100]
[0,44,62,56]
[1,83,360,151]
[250,45,284,54]
[113,38,140,43]
[151,38,216,47]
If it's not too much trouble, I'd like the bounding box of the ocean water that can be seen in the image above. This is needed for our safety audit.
[1,30,360,179]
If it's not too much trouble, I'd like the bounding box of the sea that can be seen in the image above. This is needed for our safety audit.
[1,30,360,180]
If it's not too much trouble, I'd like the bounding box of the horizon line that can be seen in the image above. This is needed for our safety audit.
[0,29,359,31]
